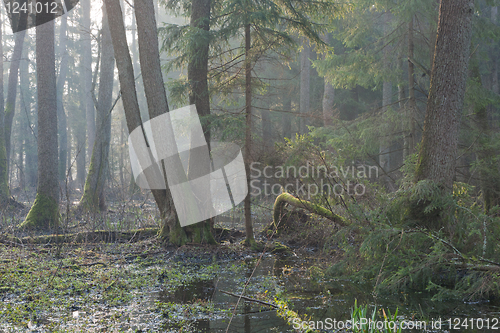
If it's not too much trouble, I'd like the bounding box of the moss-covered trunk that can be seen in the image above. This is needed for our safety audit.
[21,19,59,229]
[79,6,114,212]
[273,192,347,228]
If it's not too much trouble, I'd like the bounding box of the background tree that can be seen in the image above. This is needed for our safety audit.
[79,5,115,212]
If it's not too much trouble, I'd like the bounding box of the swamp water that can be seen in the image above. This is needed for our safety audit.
[136,254,500,332]
[2,249,500,332]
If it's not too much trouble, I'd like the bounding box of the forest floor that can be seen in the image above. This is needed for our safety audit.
[0,196,337,332]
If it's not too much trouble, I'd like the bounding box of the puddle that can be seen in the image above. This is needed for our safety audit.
[155,255,500,333]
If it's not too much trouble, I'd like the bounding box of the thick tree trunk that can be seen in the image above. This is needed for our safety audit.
[299,39,310,134]
[79,5,115,212]
[178,0,216,245]
[244,23,256,247]
[413,0,474,227]
[22,19,59,229]
[134,0,180,243]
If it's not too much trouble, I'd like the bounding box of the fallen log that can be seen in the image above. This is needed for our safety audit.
[273,192,347,228]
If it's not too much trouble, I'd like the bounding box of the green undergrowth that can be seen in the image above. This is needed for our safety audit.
[327,178,500,302]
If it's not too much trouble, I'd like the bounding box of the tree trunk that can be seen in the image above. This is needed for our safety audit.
[0,17,7,203]
[82,0,95,166]
[322,81,334,127]
[299,39,310,134]
[408,16,416,154]
[57,14,69,187]
[380,11,392,190]
[282,94,292,139]
[398,44,408,160]
[22,19,59,229]
[413,0,474,227]
[244,23,256,247]
[4,30,26,180]
[180,0,216,244]
[470,62,500,213]
[79,4,115,212]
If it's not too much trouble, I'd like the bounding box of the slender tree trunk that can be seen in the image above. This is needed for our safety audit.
[79,5,115,212]
[282,94,292,139]
[380,11,392,182]
[299,39,310,134]
[0,17,7,203]
[82,0,95,166]
[57,14,69,187]
[408,16,416,154]
[470,62,500,213]
[5,30,26,179]
[22,19,59,229]
[322,80,334,127]
[413,0,474,228]
[244,23,256,246]
[398,44,408,160]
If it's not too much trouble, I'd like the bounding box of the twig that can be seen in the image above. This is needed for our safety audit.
[219,290,278,308]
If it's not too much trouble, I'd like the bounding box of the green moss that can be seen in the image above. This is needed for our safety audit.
[0,136,9,202]
[20,193,59,229]
[273,192,347,227]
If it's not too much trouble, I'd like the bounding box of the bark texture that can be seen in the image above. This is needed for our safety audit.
[244,23,256,246]
[79,5,115,212]
[5,30,26,178]
[23,19,59,229]
[0,19,7,203]
[415,0,474,191]
[299,39,310,134]
[57,14,68,185]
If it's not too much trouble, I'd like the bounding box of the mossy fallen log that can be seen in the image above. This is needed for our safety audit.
[273,192,347,228]
[0,228,159,245]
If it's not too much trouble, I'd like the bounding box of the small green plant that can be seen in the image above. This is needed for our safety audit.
[350,299,402,333]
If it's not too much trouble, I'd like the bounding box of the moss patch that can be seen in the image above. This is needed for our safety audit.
[20,193,59,230]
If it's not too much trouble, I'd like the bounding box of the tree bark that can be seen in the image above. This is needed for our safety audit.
[0,17,7,203]
[299,39,310,134]
[380,11,392,181]
[82,0,95,167]
[282,94,292,139]
[244,23,256,246]
[57,14,68,187]
[180,0,216,244]
[79,5,115,212]
[22,19,59,229]
[413,0,474,228]
[4,30,26,180]
[408,16,416,154]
